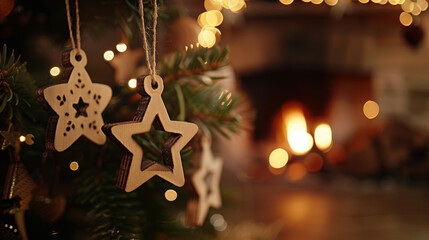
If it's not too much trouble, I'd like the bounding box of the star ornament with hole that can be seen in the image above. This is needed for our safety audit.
[102,75,198,192]
[187,136,223,226]
[37,49,112,152]
[0,124,21,150]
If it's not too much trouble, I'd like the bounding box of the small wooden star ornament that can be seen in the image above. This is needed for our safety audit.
[37,49,112,152]
[103,74,198,192]
[0,124,20,150]
[186,136,223,226]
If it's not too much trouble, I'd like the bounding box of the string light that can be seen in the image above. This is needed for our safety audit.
[50,66,61,77]
[128,78,137,88]
[164,189,177,201]
[116,43,127,52]
[70,161,79,171]
[103,50,114,61]
[19,135,26,142]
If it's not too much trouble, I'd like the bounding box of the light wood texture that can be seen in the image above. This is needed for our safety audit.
[37,49,112,152]
[103,75,198,192]
[186,136,223,226]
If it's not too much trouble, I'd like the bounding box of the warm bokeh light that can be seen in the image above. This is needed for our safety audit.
[165,189,177,201]
[285,162,307,182]
[128,78,137,88]
[19,135,26,142]
[401,1,414,13]
[205,0,223,10]
[280,0,294,5]
[418,0,428,10]
[200,10,223,27]
[103,50,114,61]
[269,148,289,169]
[289,131,314,154]
[311,0,324,5]
[283,106,313,155]
[325,0,338,6]
[116,43,127,52]
[363,100,380,119]
[50,66,61,77]
[399,12,413,26]
[303,153,324,172]
[222,0,246,12]
[359,0,370,3]
[314,123,332,151]
[198,28,218,48]
[70,161,79,171]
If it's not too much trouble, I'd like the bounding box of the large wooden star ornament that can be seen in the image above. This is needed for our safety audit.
[102,75,198,192]
[37,49,112,152]
[186,136,223,226]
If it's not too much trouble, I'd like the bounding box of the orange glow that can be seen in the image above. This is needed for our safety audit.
[285,162,307,182]
[269,148,289,169]
[326,144,346,164]
[303,153,323,172]
[314,123,332,152]
[363,100,380,119]
[283,106,313,155]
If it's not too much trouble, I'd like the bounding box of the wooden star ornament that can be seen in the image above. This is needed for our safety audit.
[103,74,198,192]
[186,136,223,226]
[0,124,21,150]
[37,49,112,152]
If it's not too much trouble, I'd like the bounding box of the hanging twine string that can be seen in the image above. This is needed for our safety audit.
[138,0,158,78]
[65,0,81,53]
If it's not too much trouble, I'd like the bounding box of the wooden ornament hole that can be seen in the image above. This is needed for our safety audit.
[75,54,82,62]
[132,126,178,170]
[151,80,158,90]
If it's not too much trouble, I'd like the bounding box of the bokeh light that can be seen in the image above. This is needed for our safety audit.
[303,153,324,172]
[128,78,137,89]
[198,28,218,48]
[269,148,289,169]
[325,0,338,6]
[314,123,332,151]
[19,135,26,142]
[50,66,61,77]
[210,213,227,231]
[399,12,413,26]
[116,43,127,53]
[165,189,177,201]
[70,161,79,171]
[280,0,294,5]
[103,50,114,61]
[363,100,380,119]
[285,162,307,182]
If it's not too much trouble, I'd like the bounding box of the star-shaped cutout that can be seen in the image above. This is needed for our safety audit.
[0,124,21,150]
[103,75,198,192]
[186,136,223,226]
[72,97,89,118]
[38,49,112,152]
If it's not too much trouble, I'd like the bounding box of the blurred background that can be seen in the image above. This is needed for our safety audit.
[2,0,429,239]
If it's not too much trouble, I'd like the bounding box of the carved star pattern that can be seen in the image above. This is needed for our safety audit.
[103,75,198,192]
[39,49,112,152]
[187,137,223,226]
